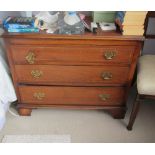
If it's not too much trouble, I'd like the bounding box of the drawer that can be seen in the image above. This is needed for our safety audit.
[11,45,135,65]
[15,65,130,86]
[18,86,125,106]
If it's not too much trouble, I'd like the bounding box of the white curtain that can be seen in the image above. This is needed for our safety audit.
[0,30,17,130]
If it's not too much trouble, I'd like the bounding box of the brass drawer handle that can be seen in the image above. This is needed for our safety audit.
[31,70,43,78]
[104,51,116,60]
[33,92,45,100]
[25,51,35,64]
[101,72,112,80]
[99,94,110,101]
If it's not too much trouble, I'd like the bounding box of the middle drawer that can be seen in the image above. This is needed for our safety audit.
[15,65,129,86]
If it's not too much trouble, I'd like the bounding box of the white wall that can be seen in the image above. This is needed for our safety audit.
[0,11,91,20]
[0,11,21,20]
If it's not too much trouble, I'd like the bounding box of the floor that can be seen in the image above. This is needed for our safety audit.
[0,86,155,143]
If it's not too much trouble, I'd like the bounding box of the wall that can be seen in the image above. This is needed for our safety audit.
[142,17,155,54]
[0,11,92,21]
[0,11,21,20]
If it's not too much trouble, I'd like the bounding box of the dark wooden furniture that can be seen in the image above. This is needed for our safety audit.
[1,31,143,118]
[127,94,155,130]
[127,11,155,130]
[144,11,155,38]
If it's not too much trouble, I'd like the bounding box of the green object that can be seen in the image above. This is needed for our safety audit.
[93,11,116,23]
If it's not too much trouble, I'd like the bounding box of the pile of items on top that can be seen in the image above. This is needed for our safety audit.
[3,11,148,36]
[3,11,85,34]
[115,11,148,35]
[3,16,39,33]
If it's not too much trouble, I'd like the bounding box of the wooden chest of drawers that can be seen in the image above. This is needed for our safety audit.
[2,31,143,118]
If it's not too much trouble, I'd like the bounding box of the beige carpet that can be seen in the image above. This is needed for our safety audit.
[2,134,71,143]
[0,86,155,143]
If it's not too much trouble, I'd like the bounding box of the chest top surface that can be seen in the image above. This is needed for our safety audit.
[1,30,144,41]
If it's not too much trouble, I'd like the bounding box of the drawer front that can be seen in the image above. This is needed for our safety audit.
[18,86,125,106]
[11,45,135,65]
[15,65,130,86]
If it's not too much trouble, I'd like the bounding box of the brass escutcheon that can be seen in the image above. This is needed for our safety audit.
[33,92,45,100]
[99,94,111,101]
[25,51,35,64]
[101,72,112,80]
[31,70,43,78]
[104,51,116,60]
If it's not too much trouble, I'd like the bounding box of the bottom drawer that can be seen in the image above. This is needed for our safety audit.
[18,86,126,106]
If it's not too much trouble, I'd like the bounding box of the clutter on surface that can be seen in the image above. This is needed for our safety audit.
[3,11,85,34]
[4,11,148,35]
[115,11,148,35]
[58,11,85,34]
[90,22,98,33]
[3,16,39,33]
[99,22,116,31]
[35,11,59,33]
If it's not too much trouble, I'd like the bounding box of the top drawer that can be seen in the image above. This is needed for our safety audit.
[11,45,135,65]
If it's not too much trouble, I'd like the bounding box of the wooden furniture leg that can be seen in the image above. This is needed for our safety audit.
[18,108,32,116]
[127,95,140,130]
[108,108,126,119]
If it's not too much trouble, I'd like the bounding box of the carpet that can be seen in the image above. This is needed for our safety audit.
[1,134,71,143]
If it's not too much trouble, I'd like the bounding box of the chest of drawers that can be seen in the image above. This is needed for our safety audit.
[2,31,143,118]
